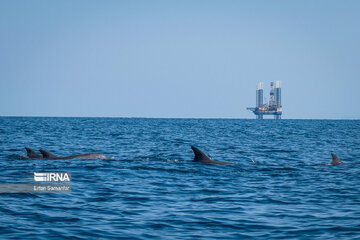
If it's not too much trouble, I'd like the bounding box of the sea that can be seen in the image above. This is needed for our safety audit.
[0,117,359,239]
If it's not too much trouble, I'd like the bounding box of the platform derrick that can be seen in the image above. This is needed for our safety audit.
[247,81,282,119]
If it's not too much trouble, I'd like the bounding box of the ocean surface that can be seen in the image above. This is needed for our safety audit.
[0,117,359,239]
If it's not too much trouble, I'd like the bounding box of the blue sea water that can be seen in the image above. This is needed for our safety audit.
[0,117,359,239]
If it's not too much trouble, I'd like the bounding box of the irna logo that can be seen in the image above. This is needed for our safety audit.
[34,172,71,182]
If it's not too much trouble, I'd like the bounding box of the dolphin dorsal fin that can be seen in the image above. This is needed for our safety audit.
[331,153,343,165]
[39,149,58,159]
[25,147,42,159]
[191,146,212,163]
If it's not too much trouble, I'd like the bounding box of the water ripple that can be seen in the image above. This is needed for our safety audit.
[0,118,359,239]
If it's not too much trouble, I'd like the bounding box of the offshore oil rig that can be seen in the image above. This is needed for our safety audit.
[247,81,282,119]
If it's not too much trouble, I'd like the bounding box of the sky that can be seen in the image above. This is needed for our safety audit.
[0,0,359,119]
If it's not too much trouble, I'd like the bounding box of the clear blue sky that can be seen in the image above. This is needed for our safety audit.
[0,0,359,119]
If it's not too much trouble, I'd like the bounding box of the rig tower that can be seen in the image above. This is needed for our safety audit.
[247,81,282,119]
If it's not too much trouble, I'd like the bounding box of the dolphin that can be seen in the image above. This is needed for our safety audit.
[24,147,110,160]
[330,153,343,165]
[191,146,232,165]
[25,147,43,159]
[39,149,110,160]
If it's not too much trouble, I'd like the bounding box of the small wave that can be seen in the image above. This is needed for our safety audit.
[129,165,190,173]
[7,149,19,152]
[136,156,184,164]
[262,149,297,153]
[6,154,28,160]
[259,166,300,172]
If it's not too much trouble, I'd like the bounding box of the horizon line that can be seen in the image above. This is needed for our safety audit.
[0,115,359,120]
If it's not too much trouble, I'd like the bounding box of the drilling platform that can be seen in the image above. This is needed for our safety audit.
[247,81,282,119]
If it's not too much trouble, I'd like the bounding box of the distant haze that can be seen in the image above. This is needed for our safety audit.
[1,0,359,119]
